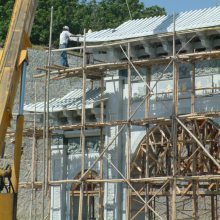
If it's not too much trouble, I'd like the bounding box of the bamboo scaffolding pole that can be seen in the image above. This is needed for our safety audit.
[46,6,53,204]
[211,194,216,220]
[78,29,87,220]
[41,173,220,185]
[19,181,42,188]
[42,44,47,220]
[78,182,84,220]
[125,42,132,220]
[145,66,151,220]
[30,81,37,220]
[216,188,219,219]
[50,176,220,184]
[98,75,104,220]
[171,13,178,220]
[191,62,195,114]
[215,195,218,219]
[192,131,198,219]
[191,62,198,220]
[132,191,219,196]
[41,6,53,218]
[40,7,54,220]
[70,190,220,197]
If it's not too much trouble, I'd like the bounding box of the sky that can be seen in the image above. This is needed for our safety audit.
[140,0,220,14]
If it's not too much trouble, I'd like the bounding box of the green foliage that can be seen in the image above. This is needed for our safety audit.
[0,0,14,46]
[0,0,166,46]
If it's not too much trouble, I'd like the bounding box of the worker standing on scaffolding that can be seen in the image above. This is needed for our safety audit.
[59,26,73,67]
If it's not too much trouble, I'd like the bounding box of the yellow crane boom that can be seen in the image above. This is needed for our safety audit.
[0,0,38,219]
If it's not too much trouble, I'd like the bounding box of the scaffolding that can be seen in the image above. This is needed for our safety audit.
[11,13,220,220]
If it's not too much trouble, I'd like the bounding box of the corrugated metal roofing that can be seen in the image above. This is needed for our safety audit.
[24,88,103,113]
[83,6,220,42]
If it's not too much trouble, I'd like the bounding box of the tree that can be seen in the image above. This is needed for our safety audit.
[0,0,166,46]
[86,0,166,30]
[0,0,14,46]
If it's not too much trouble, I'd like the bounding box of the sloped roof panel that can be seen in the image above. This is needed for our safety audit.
[83,6,220,42]
[24,88,103,113]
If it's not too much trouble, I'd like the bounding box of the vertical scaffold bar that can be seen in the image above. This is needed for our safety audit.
[46,9,53,220]
[145,66,151,220]
[126,42,132,220]
[30,81,37,220]
[191,62,198,220]
[171,12,179,220]
[99,75,104,219]
[78,29,87,220]
[191,62,195,113]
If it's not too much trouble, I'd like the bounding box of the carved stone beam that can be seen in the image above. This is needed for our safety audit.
[63,110,75,124]
[106,47,122,61]
[143,42,156,58]
[179,36,193,53]
[198,33,213,50]
[130,45,137,59]
[161,39,172,55]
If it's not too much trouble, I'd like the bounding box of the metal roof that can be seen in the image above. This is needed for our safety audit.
[24,88,103,113]
[83,6,220,42]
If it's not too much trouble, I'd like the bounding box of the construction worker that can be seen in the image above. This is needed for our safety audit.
[59,26,73,67]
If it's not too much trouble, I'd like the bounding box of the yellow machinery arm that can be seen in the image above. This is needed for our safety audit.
[0,0,38,219]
